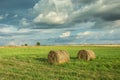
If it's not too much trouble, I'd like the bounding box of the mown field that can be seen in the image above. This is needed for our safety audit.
[0,46,120,80]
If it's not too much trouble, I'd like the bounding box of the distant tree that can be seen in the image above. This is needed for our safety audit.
[24,44,28,46]
[36,42,40,46]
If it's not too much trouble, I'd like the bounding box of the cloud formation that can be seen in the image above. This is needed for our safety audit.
[32,0,120,29]
[0,15,4,20]
[33,0,73,25]
[0,0,120,45]
[60,31,71,38]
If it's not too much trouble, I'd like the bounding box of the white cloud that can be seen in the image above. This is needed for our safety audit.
[60,31,71,38]
[34,11,68,24]
[77,31,92,36]
[0,24,17,33]
[109,30,114,34]
[7,41,16,46]
[76,28,120,43]
[39,29,57,34]
[74,0,120,21]
[13,14,18,18]
[0,15,4,20]
[82,31,92,36]
[32,0,120,29]
[0,36,3,39]
[0,24,34,34]
[33,0,73,13]
[20,18,30,26]
[18,29,32,33]
[33,0,73,24]
[114,20,120,27]
[0,14,9,20]
[5,13,9,17]
[0,27,17,33]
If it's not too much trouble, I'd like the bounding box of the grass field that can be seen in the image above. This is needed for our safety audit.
[0,46,120,80]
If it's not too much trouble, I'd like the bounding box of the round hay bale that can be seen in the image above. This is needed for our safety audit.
[48,50,70,64]
[77,50,96,61]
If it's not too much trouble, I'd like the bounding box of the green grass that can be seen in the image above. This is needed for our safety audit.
[0,46,120,80]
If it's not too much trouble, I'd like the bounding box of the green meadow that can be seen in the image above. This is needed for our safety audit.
[0,46,120,80]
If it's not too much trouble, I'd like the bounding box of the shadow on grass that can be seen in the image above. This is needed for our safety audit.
[34,57,78,63]
[70,57,77,60]
[35,58,48,62]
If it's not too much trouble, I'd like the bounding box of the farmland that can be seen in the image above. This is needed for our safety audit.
[0,45,120,80]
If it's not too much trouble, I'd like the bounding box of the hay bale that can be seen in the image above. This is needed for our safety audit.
[48,50,70,64]
[77,50,96,61]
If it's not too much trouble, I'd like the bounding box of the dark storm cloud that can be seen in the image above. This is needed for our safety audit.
[95,12,120,21]
[0,33,12,37]
[72,0,96,4]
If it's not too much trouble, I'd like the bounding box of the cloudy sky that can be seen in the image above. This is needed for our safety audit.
[0,0,120,45]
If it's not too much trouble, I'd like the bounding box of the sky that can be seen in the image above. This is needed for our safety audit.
[0,0,120,45]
